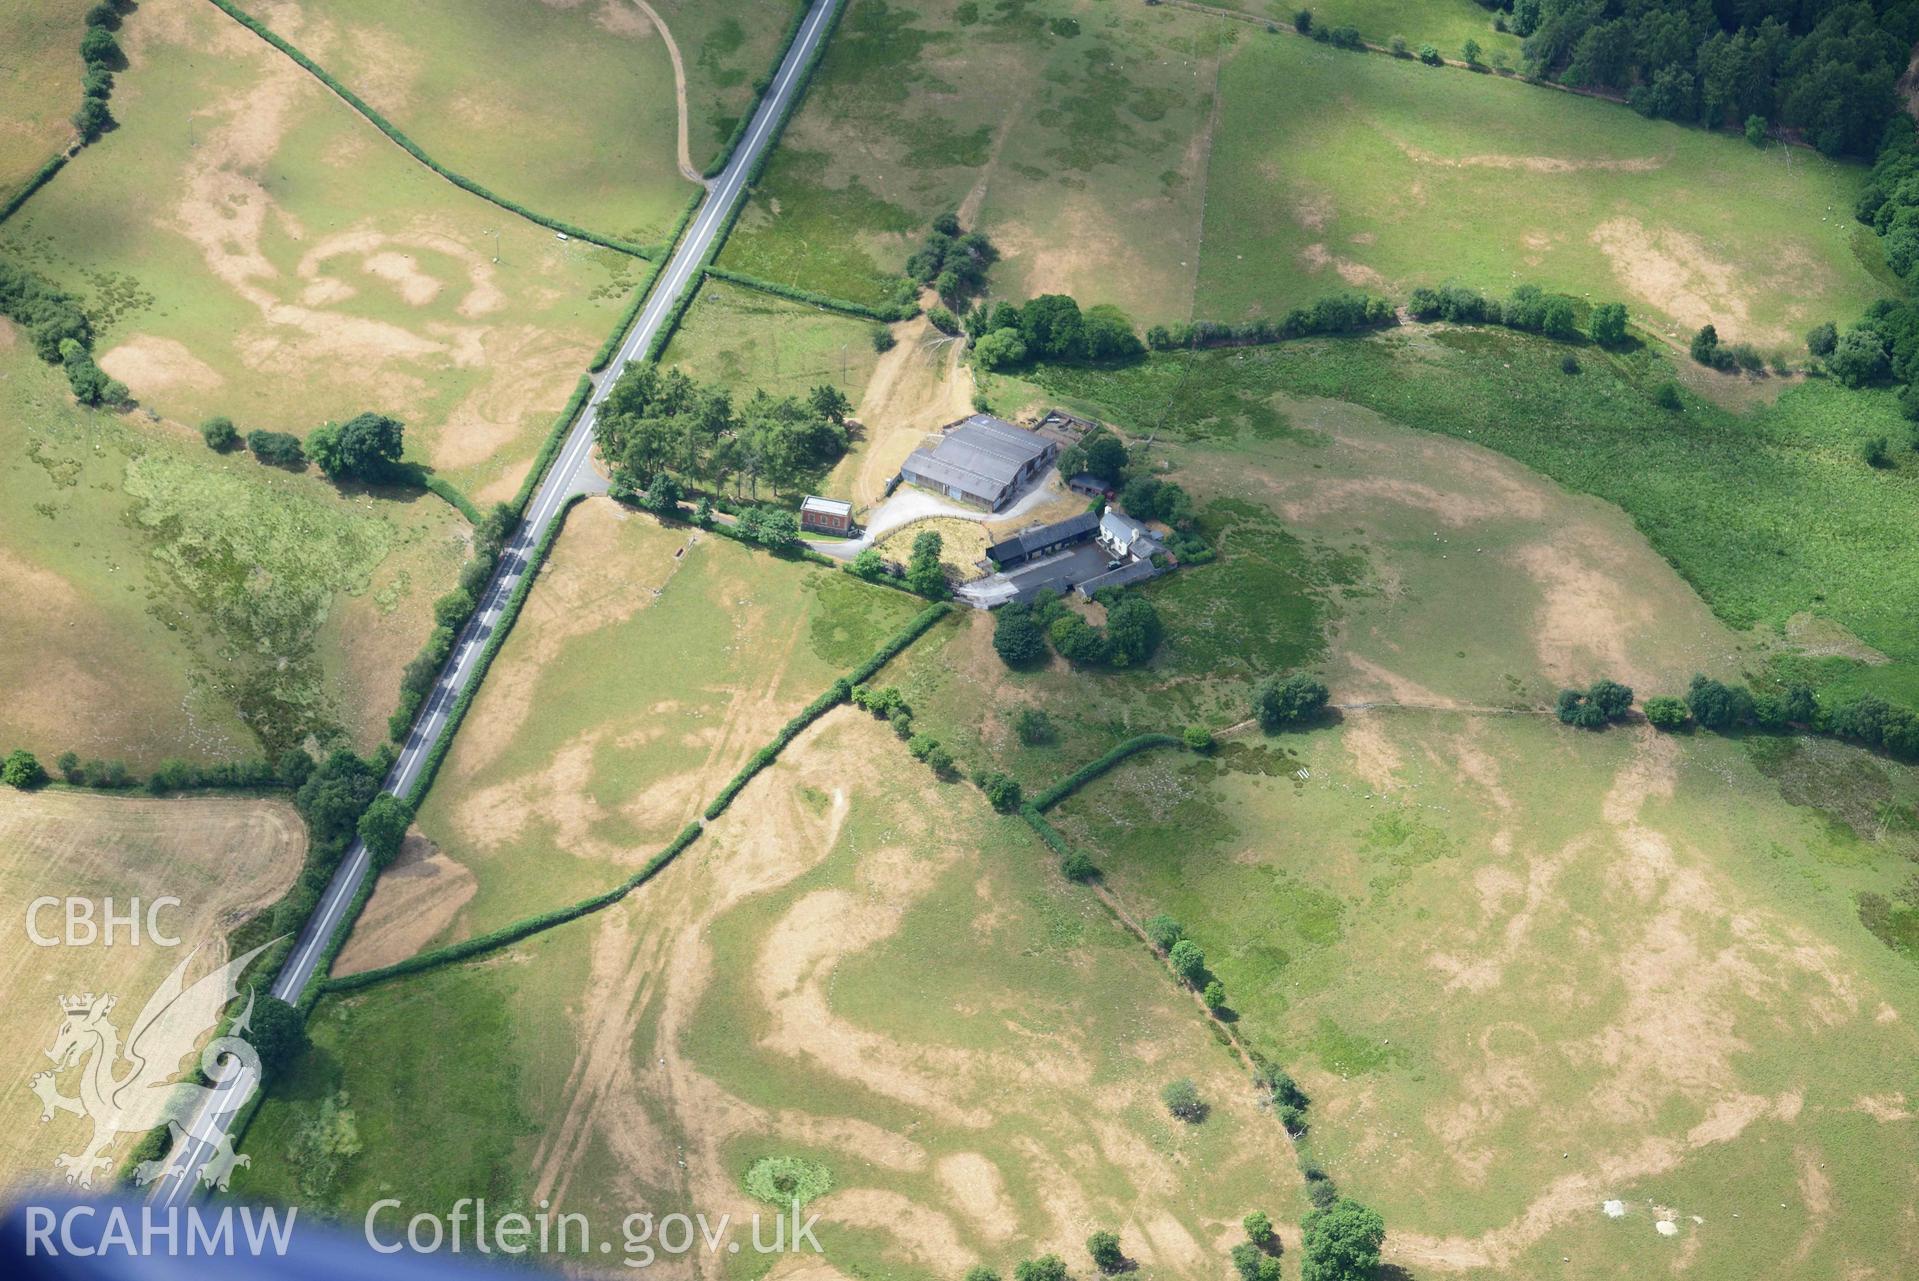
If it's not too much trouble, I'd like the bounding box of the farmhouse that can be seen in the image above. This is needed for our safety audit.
[900,415,1058,511]
[1098,510,1163,560]
[799,496,854,535]
[986,512,1099,569]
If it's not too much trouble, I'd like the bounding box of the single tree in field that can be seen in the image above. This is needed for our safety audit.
[200,415,239,450]
[1243,1211,1276,1249]
[1143,913,1184,951]
[2,750,46,789]
[1086,1231,1124,1275]
[1299,1199,1384,1281]
[1160,1077,1205,1122]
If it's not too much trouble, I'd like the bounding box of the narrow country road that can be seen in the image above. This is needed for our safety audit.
[150,0,844,1208]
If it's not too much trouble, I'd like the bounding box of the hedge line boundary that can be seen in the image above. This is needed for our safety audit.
[203,0,653,259]
[655,0,848,359]
[699,1,814,179]
[1031,733,1184,812]
[325,600,948,991]
[703,601,949,819]
[324,822,702,994]
[592,256,668,373]
[512,375,594,514]
[403,494,584,811]
[0,153,67,227]
[703,265,913,323]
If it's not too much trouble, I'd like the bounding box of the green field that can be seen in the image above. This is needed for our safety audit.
[719,0,1228,322]
[1199,33,1891,347]
[0,0,91,206]
[660,277,880,403]
[0,323,464,766]
[1017,326,1919,707]
[1210,0,1521,61]
[260,0,769,242]
[0,0,633,503]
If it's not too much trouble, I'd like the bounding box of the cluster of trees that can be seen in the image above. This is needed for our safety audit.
[1410,282,1626,345]
[1502,0,1915,154]
[0,260,126,407]
[1643,672,1919,757]
[992,589,1163,670]
[594,364,851,499]
[1055,429,1211,563]
[1253,672,1330,730]
[1554,678,1634,729]
[309,412,405,480]
[1295,10,1363,49]
[73,5,124,143]
[1230,1210,1283,1281]
[1147,912,1233,1016]
[1145,293,1395,351]
[906,213,998,306]
[967,294,1145,371]
[1802,302,1919,430]
[1690,323,1771,375]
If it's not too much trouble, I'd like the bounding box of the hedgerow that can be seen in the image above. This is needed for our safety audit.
[423,475,480,523]
[700,1,814,178]
[0,154,67,227]
[592,259,666,372]
[1145,294,1396,352]
[704,265,915,322]
[203,0,651,258]
[704,602,948,821]
[323,822,703,993]
[511,375,593,513]
[1031,734,1184,812]
[403,495,584,808]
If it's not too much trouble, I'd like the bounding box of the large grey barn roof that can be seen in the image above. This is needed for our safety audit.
[902,415,1052,497]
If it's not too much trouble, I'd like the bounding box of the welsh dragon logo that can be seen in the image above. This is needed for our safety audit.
[29,941,277,1191]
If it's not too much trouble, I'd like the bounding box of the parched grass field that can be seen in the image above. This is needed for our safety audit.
[0,0,634,503]
[350,500,923,968]
[719,0,1228,322]
[250,0,771,241]
[0,0,92,207]
[1054,716,1919,1279]
[0,326,466,764]
[0,787,305,1189]
[1199,34,1890,347]
[660,278,880,404]
[249,709,1298,1278]
[882,383,1919,1277]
